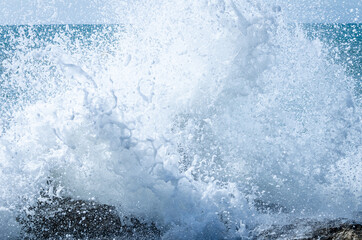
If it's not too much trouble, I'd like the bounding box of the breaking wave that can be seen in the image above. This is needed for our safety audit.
[0,0,360,238]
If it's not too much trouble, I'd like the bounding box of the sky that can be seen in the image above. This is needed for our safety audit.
[0,0,360,25]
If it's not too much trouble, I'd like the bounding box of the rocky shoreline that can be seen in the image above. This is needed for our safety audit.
[256,219,361,240]
[17,195,361,239]
[17,196,160,239]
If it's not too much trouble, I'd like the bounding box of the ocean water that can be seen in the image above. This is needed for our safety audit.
[0,1,361,239]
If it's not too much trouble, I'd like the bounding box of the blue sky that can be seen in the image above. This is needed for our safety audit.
[0,0,360,25]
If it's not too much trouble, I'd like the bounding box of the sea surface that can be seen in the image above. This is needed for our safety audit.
[0,1,361,239]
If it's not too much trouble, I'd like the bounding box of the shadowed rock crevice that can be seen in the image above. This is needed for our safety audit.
[16,195,160,239]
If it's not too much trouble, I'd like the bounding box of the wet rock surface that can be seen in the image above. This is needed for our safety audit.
[16,189,361,240]
[16,196,160,239]
[306,223,362,240]
[256,218,362,240]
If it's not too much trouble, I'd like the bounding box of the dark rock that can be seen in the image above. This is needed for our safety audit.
[17,195,160,239]
[255,219,362,240]
[305,223,361,240]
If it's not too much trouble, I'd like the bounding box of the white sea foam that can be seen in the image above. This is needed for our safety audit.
[0,0,360,238]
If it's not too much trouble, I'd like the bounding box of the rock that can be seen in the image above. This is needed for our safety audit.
[306,223,361,240]
[17,195,160,239]
[255,219,362,240]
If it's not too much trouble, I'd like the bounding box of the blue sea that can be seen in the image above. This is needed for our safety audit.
[0,2,361,239]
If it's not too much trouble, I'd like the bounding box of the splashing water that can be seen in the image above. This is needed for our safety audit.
[0,0,361,238]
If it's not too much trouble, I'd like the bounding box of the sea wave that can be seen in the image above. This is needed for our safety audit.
[0,1,360,238]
